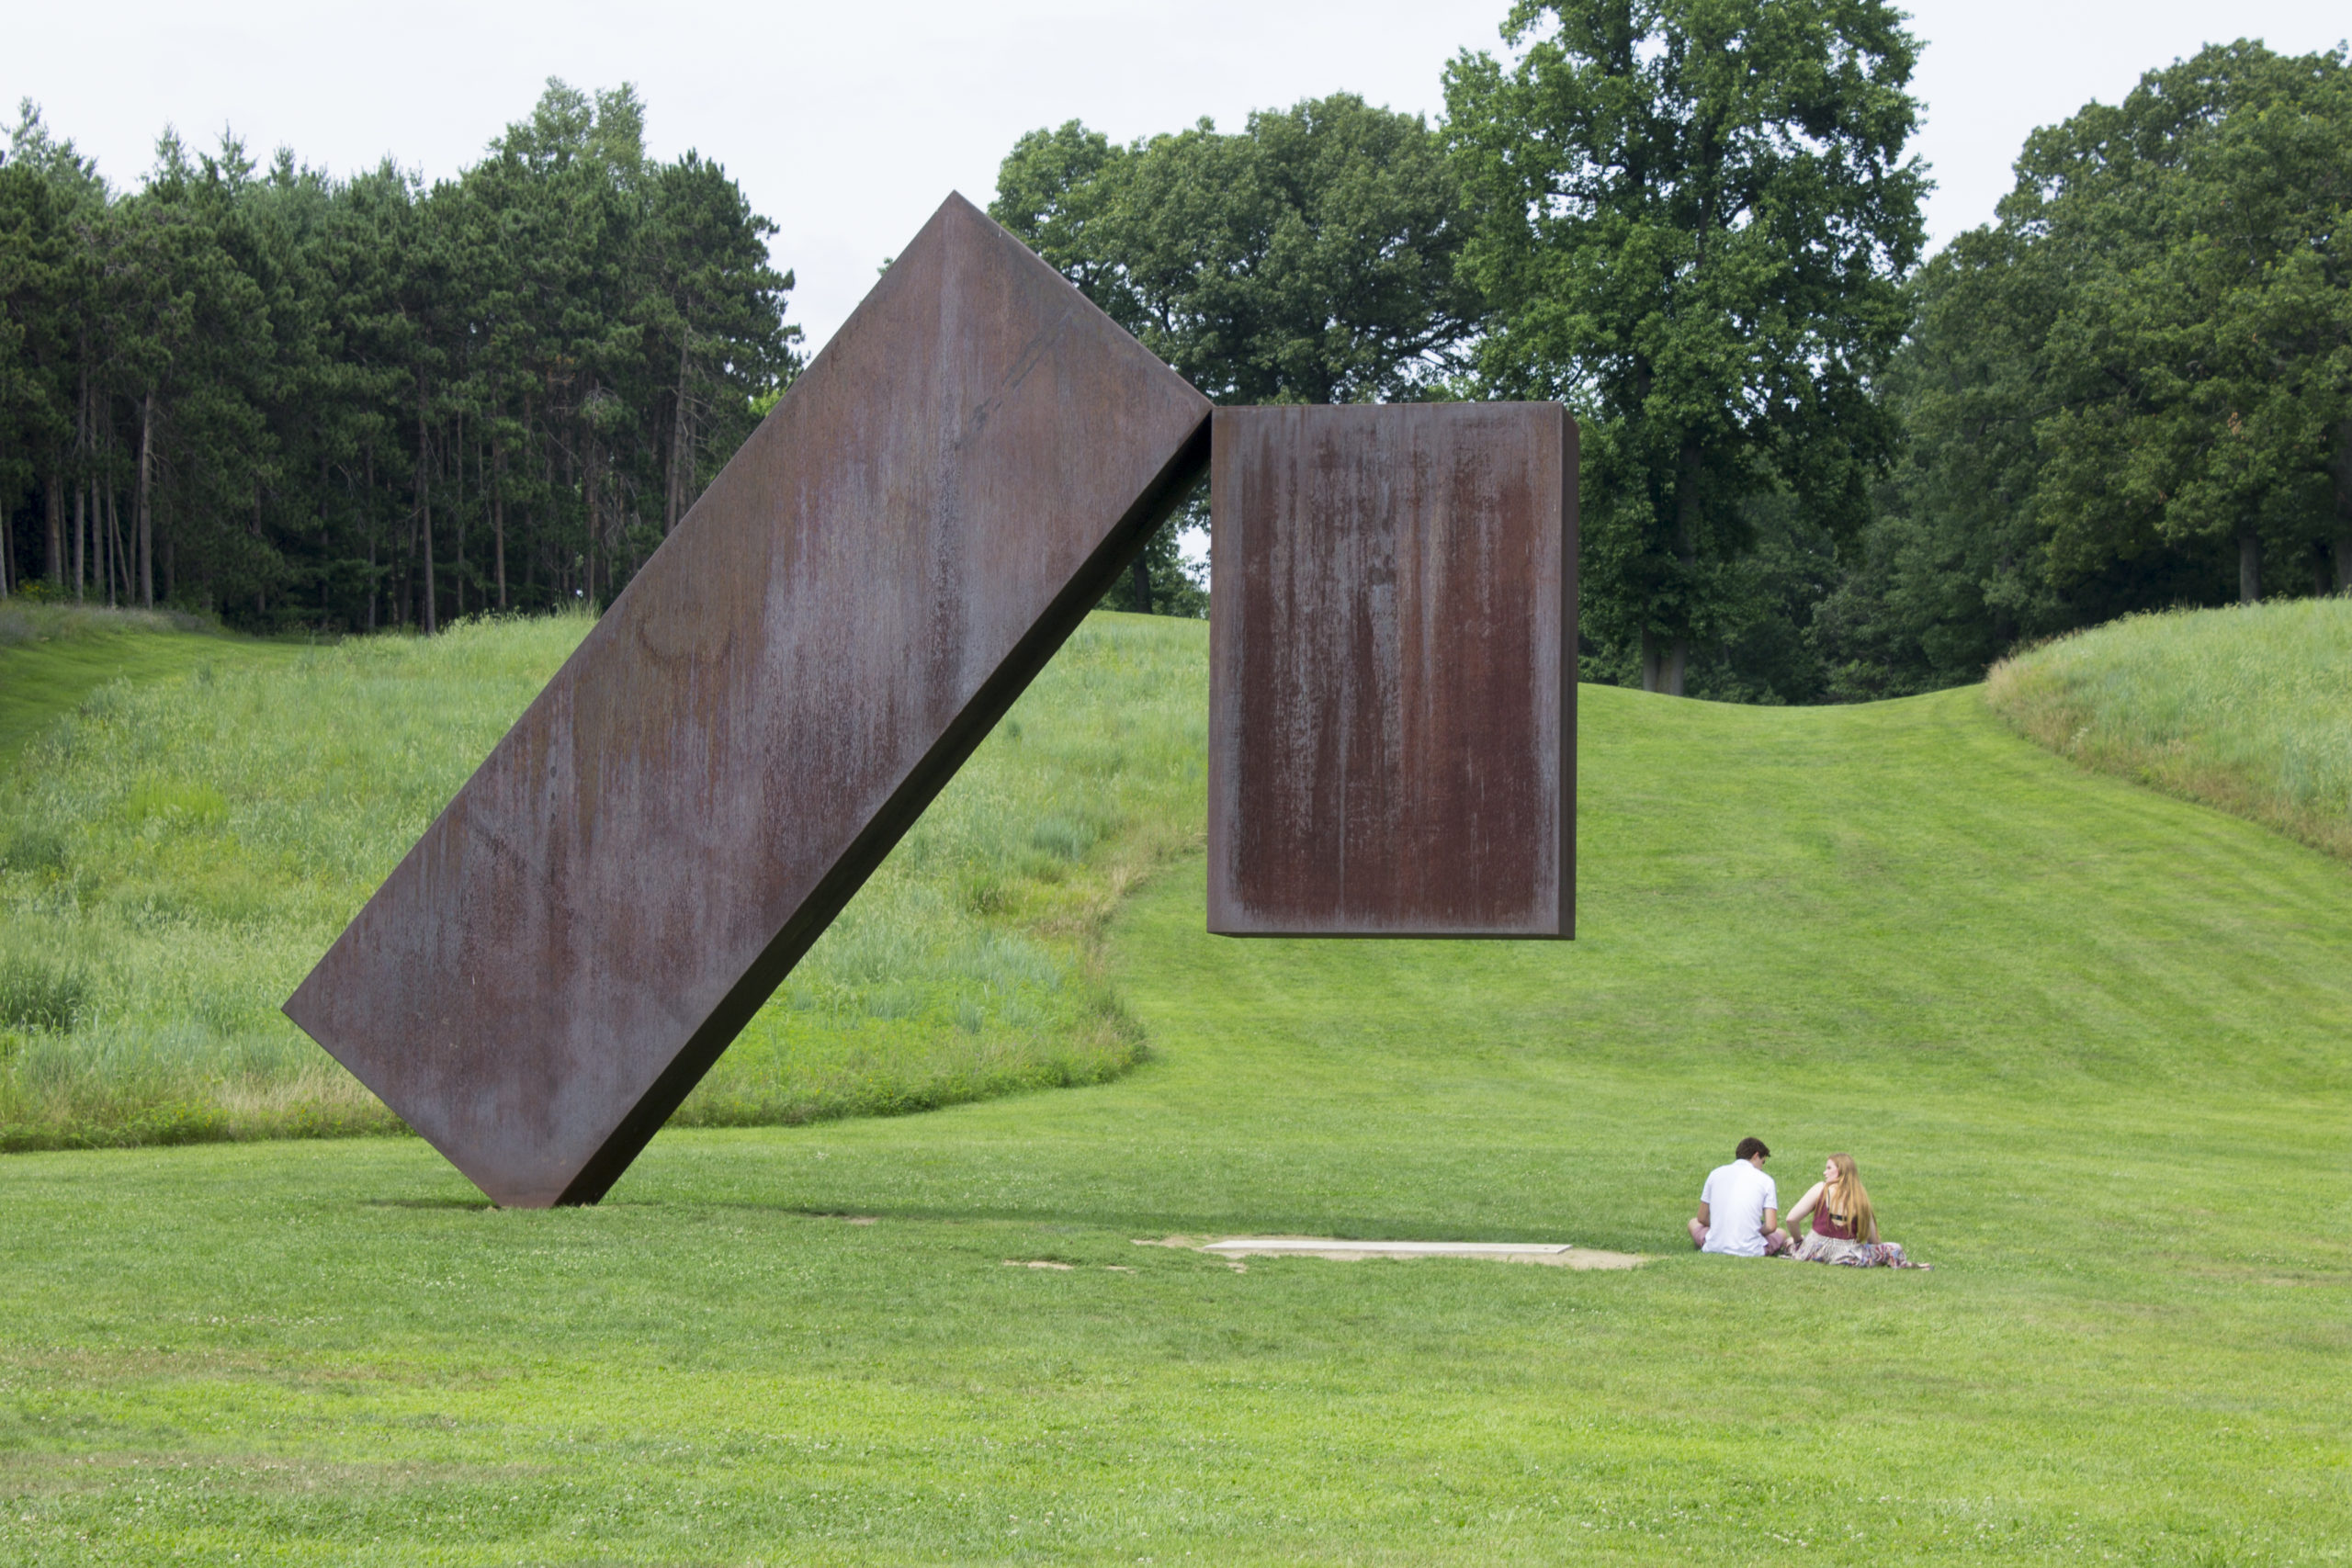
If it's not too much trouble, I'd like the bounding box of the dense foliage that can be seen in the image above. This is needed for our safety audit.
[0,83,797,631]
[1001,19,2352,698]
[992,96,1477,407]
[992,93,1477,617]
[1444,0,1928,695]
[7,11,2349,680]
[1816,41,2352,700]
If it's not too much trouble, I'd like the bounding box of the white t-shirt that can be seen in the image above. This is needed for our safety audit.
[1700,1160,1778,1257]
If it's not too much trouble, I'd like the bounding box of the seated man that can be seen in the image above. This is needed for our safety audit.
[1688,1136,1796,1257]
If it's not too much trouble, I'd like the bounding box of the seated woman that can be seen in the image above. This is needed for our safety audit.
[1784,1153,1928,1269]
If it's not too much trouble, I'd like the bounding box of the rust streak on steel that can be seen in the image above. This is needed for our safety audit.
[284,194,1211,1207]
[1206,403,1576,938]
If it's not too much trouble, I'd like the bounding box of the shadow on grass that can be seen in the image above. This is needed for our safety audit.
[651,1199,1619,1245]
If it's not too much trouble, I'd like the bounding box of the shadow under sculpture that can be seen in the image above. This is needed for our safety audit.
[283,194,1212,1208]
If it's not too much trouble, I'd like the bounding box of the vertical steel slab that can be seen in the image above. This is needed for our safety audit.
[285,194,1211,1207]
[1206,403,1576,938]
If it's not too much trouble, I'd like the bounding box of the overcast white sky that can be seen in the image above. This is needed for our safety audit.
[8,1,2347,355]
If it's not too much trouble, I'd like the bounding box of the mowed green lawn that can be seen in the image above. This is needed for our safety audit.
[3,675,2348,1564]
[0,605,305,765]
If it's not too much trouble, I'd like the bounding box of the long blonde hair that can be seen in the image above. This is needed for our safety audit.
[1825,1153,1876,1243]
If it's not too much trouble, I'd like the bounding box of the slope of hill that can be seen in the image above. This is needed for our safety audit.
[3,671,2346,1562]
[0,601,299,764]
[0,610,1207,1148]
[1988,597,2352,859]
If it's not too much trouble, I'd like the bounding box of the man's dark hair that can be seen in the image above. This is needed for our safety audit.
[1735,1136,1770,1161]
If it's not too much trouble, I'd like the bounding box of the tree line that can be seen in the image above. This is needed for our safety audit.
[0,82,796,630]
[1838,39,2352,698]
[7,4,2348,702]
[1000,3,2352,698]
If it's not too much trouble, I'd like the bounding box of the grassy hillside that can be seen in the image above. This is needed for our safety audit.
[1988,596,2352,859]
[0,611,1207,1148]
[2,674,2347,1562]
[0,601,299,763]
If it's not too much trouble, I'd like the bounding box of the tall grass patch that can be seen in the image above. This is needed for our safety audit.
[0,610,1209,1150]
[0,600,211,649]
[1986,597,2352,859]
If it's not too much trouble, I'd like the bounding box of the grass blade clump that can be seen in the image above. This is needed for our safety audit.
[0,609,1210,1151]
[0,946,87,1032]
[1986,598,2352,859]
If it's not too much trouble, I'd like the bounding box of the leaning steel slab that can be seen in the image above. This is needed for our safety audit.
[285,194,1211,1207]
[1207,403,1576,938]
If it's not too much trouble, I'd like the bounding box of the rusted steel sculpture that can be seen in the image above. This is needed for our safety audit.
[289,194,1579,1206]
[1206,404,1575,938]
[283,195,1211,1207]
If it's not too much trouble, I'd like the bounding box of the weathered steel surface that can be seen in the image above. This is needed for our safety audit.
[285,194,1211,1207]
[1206,403,1576,938]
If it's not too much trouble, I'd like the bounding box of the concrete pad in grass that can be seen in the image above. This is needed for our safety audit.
[1198,1236,1649,1269]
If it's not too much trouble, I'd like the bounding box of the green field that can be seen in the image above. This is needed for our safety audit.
[1990,597,2352,862]
[3,611,2348,1564]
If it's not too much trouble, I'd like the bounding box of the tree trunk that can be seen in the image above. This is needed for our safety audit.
[94,480,108,607]
[94,457,107,607]
[2335,420,2352,594]
[106,483,123,608]
[137,392,154,608]
[1640,630,1685,695]
[2238,530,2261,604]
[1643,444,1702,696]
[74,365,87,601]
[107,469,121,611]
[450,414,464,621]
[419,422,437,636]
[492,434,507,611]
[1130,550,1152,615]
[542,425,556,604]
[668,332,692,534]
[584,438,598,608]
[364,446,378,632]
[412,383,430,634]
[44,470,64,586]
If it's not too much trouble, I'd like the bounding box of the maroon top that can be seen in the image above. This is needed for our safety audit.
[1811,1199,1857,1241]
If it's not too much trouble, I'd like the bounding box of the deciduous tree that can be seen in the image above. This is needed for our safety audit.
[993,95,1474,615]
[1444,0,1926,694]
